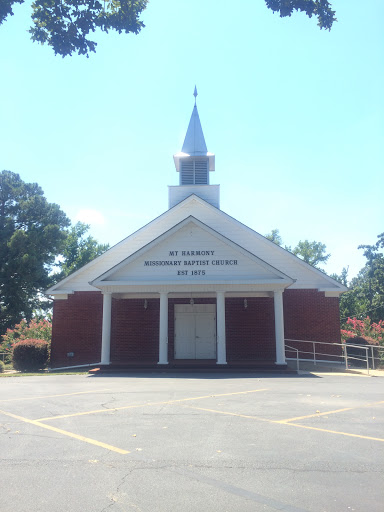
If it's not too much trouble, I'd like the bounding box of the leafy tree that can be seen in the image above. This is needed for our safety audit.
[0,171,70,335]
[330,266,348,286]
[264,228,330,268]
[292,239,330,268]
[339,234,384,325]
[1,0,335,58]
[265,0,336,30]
[264,228,283,246]
[55,221,109,281]
[1,0,148,57]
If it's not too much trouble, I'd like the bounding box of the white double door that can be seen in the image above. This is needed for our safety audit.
[174,304,216,359]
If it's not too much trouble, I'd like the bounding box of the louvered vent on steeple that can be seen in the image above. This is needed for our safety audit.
[181,159,209,185]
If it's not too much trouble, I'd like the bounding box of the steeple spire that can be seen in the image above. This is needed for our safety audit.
[181,87,208,156]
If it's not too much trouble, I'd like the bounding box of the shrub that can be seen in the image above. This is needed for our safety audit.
[0,360,5,373]
[12,339,49,372]
[1,318,52,364]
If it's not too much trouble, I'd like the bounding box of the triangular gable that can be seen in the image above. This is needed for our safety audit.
[47,194,346,295]
[91,217,294,287]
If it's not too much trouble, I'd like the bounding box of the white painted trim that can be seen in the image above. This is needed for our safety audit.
[47,290,74,298]
[94,283,292,295]
[323,290,345,297]
[158,292,169,364]
[274,290,286,365]
[114,291,272,299]
[101,293,112,365]
[216,291,227,365]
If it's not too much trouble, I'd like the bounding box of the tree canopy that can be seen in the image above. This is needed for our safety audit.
[0,171,110,335]
[0,170,70,334]
[54,221,109,281]
[339,234,384,325]
[292,240,330,267]
[1,0,148,57]
[264,228,330,269]
[1,0,335,57]
[265,0,336,30]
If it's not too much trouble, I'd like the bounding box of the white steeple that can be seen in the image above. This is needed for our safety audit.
[169,88,219,209]
[173,87,215,174]
[181,95,208,155]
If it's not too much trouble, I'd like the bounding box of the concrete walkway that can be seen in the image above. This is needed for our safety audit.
[287,359,384,377]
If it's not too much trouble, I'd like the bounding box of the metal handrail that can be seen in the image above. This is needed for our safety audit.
[285,338,384,375]
[285,345,300,371]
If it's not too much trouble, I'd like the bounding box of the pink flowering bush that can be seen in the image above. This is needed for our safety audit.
[0,319,52,364]
[341,317,384,346]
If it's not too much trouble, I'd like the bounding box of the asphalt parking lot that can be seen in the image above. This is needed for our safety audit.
[1,371,383,512]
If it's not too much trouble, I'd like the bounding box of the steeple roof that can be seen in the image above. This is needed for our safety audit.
[181,105,208,155]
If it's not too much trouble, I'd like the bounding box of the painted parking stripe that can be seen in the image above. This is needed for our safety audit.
[0,409,129,454]
[0,389,113,403]
[277,400,384,423]
[284,422,384,442]
[182,405,276,422]
[182,404,384,443]
[36,389,268,422]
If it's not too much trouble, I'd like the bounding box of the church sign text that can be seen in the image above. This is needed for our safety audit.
[143,249,238,276]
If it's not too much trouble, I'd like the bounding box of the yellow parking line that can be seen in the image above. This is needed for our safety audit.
[0,389,113,403]
[277,400,384,423]
[36,389,268,422]
[182,405,275,423]
[182,404,384,443]
[286,422,384,442]
[0,409,129,454]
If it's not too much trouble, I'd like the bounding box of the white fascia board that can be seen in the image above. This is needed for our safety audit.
[94,283,291,295]
[321,290,346,297]
[90,216,295,286]
[94,279,292,287]
[45,289,74,296]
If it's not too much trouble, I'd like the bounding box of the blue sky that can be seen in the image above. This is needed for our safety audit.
[1,0,383,281]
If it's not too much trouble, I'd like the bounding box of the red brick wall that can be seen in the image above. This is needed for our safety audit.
[51,291,103,367]
[110,298,159,363]
[283,289,341,359]
[50,290,342,367]
[226,298,276,362]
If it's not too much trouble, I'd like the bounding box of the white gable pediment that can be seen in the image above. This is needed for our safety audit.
[91,217,293,288]
[47,194,346,295]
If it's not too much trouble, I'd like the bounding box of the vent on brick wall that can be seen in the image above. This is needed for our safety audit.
[181,159,208,185]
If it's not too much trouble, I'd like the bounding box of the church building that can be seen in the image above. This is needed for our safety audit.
[47,92,346,369]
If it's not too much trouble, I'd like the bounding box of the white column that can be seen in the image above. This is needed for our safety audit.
[216,291,227,364]
[101,292,112,365]
[158,292,169,364]
[274,289,286,365]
